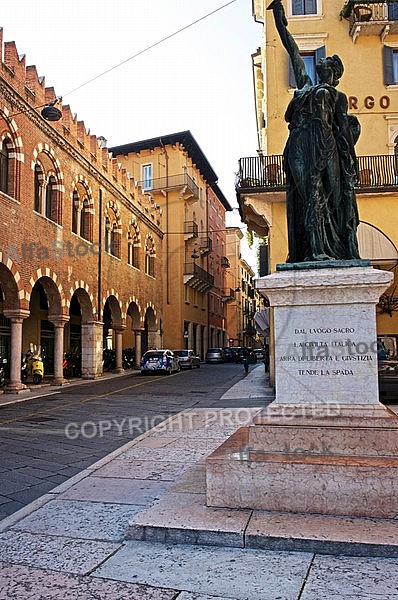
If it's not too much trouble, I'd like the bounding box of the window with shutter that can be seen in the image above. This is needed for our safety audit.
[292,0,317,15]
[289,46,325,88]
[383,45,398,85]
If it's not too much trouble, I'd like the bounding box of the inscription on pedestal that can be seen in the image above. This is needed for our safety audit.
[278,326,377,381]
[274,309,379,404]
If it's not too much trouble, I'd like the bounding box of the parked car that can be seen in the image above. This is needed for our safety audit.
[253,348,265,360]
[377,336,398,403]
[140,349,180,375]
[174,349,201,369]
[223,347,236,363]
[205,348,225,364]
[236,347,257,364]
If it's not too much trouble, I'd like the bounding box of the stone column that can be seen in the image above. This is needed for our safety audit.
[134,328,144,369]
[3,309,30,393]
[81,321,103,379]
[49,316,69,386]
[114,328,125,373]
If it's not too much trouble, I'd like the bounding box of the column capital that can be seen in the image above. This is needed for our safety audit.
[3,309,30,322]
[48,315,70,327]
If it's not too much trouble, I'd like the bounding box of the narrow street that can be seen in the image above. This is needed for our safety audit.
[0,363,266,519]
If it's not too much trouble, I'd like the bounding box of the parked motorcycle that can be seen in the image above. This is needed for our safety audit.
[103,348,116,372]
[0,356,8,386]
[26,347,44,384]
[63,353,81,378]
[21,352,29,383]
[122,347,135,370]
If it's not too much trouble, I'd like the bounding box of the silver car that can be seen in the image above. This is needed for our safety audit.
[174,349,201,369]
[205,348,225,364]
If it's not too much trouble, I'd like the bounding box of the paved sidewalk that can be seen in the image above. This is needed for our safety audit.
[1,365,398,600]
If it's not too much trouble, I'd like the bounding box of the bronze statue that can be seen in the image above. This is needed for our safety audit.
[268,0,361,263]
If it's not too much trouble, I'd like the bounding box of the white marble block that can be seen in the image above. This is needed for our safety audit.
[256,266,393,406]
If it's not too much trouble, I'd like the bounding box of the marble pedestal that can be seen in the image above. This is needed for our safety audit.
[206,265,398,518]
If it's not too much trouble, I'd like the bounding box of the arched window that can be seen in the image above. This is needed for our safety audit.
[46,175,57,220]
[104,206,121,258]
[0,140,9,194]
[80,198,88,239]
[145,235,156,277]
[34,165,42,212]
[72,190,79,234]
[127,222,140,268]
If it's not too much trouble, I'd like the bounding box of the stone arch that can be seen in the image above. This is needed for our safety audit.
[142,304,158,354]
[69,282,96,321]
[126,298,142,329]
[24,275,65,375]
[0,252,26,308]
[26,268,66,315]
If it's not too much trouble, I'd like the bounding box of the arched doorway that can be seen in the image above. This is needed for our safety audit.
[143,306,157,353]
[23,276,66,384]
[103,295,123,372]
[65,288,95,378]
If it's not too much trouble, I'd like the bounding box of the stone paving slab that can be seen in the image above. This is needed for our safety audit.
[0,562,176,600]
[246,510,398,557]
[94,540,312,600]
[59,475,170,505]
[0,530,121,574]
[94,457,191,480]
[10,498,142,541]
[300,554,398,599]
[177,594,234,600]
[126,491,252,547]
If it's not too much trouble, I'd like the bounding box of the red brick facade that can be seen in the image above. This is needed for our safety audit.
[0,30,163,390]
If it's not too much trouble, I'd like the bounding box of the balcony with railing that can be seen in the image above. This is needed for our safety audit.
[184,262,214,292]
[138,172,199,203]
[221,288,236,303]
[236,154,398,194]
[221,256,230,268]
[340,1,398,41]
[199,236,212,255]
[184,220,199,241]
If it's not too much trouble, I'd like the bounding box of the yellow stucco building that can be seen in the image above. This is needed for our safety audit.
[111,131,231,357]
[237,0,398,341]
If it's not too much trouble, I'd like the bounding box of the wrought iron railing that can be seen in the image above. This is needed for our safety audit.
[341,1,398,21]
[137,172,199,198]
[184,262,214,287]
[236,155,398,192]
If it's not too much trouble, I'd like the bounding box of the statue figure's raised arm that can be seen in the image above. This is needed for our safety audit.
[267,0,311,89]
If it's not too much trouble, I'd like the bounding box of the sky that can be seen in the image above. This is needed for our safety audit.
[1,0,263,271]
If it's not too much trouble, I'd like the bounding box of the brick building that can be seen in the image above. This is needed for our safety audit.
[0,30,163,391]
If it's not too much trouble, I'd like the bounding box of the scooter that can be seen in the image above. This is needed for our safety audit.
[0,356,8,386]
[26,346,44,384]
